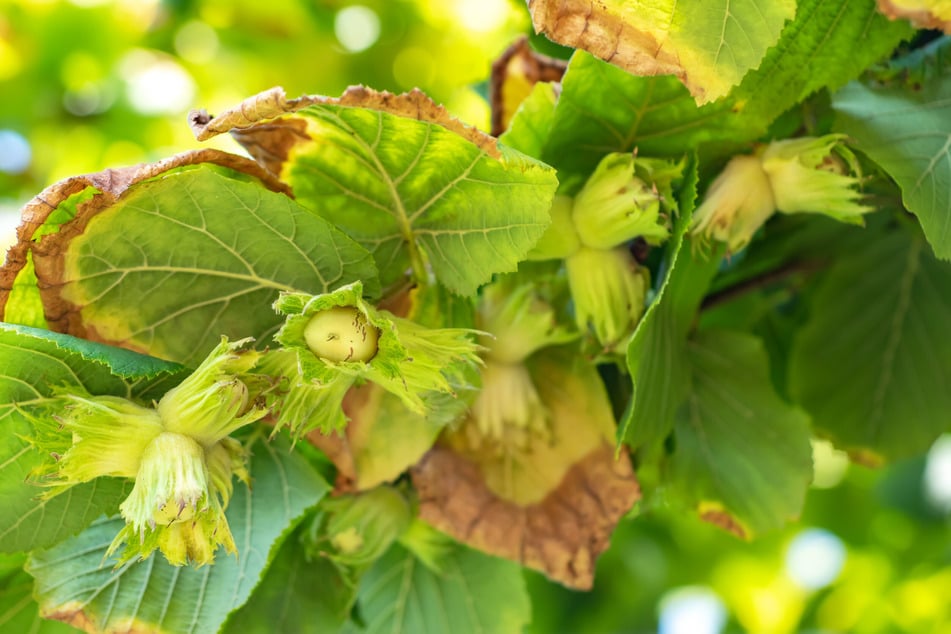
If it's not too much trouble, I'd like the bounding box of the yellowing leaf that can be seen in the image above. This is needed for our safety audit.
[527,0,796,103]
[412,348,640,590]
[0,152,379,365]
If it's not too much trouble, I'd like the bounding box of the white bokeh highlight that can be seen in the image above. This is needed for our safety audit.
[924,434,951,514]
[785,528,846,590]
[334,6,381,53]
[659,586,728,634]
[0,130,31,174]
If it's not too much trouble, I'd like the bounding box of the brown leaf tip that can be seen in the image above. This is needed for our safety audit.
[42,602,161,634]
[698,504,749,539]
[43,604,96,633]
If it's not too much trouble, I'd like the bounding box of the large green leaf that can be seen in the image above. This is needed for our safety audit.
[540,0,910,177]
[670,330,813,537]
[621,158,722,451]
[542,52,750,176]
[281,104,558,296]
[834,45,951,260]
[527,0,795,103]
[40,165,379,365]
[0,324,184,554]
[789,227,951,461]
[221,528,354,634]
[27,439,327,634]
[737,0,912,126]
[354,544,530,634]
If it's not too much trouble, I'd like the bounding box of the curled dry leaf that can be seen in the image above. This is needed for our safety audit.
[189,85,502,172]
[0,150,290,329]
[412,349,640,590]
[489,36,567,136]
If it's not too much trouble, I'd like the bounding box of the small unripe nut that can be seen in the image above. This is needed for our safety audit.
[304,306,380,363]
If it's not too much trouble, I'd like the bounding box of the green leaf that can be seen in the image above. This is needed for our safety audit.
[0,325,183,553]
[621,157,722,450]
[670,0,796,100]
[27,439,328,634]
[283,104,559,295]
[498,81,558,158]
[542,52,750,176]
[737,0,912,126]
[355,544,530,634]
[670,330,813,536]
[49,165,379,365]
[0,566,78,634]
[833,46,951,260]
[1,323,188,381]
[789,227,951,461]
[221,528,355,634]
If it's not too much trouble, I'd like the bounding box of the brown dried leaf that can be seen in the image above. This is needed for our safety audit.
[0,150,289,327]
[489,37,567,136]
[413,442,639,590]
[189,86,501,173]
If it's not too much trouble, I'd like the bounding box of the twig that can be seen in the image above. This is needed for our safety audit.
[700,259,826,311]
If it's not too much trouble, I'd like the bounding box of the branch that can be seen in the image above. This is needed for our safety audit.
[700,259,826,311]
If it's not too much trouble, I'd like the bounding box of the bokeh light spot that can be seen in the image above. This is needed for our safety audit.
[659,586,727,634]
[334,6,381,53]
[452,0,510,32]
[0,130,32,174]
[785,528,846,590]
[120,50,196,115]
[0,199,22,257]
[174,21,220,64]
[811,438,849,489]
[924,434,951,513]
[0,37,22,81]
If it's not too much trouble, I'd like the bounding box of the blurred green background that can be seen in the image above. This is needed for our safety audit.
[2,2,951,632]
